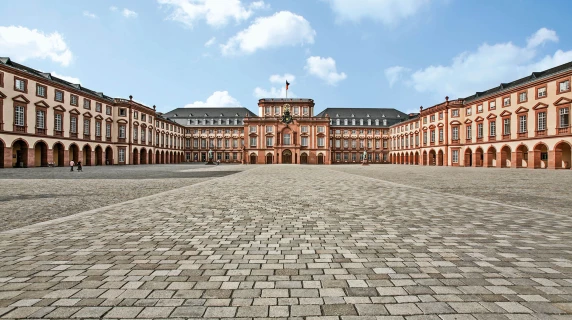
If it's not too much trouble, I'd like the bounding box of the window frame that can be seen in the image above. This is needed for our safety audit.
[518,90,528,103]
[70,94,78,106]
[502,95,511,107]
[36,83,47,98]
[557,76,571,95]
[54,89,64,102]
[488,99,496,111]
[535,85,547,100]
[14,77,27,93]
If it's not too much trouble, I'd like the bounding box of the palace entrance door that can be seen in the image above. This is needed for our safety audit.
[282,149,292,164]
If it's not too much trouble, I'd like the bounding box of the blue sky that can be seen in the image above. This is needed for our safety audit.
[1,0,572,115]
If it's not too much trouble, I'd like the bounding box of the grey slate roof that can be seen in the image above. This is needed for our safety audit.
[464,60,572,102]
[258,98,314,103]
[162,107,256,118]
[316,108,408,127]
[0,57,115,102]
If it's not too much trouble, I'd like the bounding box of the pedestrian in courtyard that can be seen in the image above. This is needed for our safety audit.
[77,161,83,172]
[216,159,220,165]
[69,160,75,172]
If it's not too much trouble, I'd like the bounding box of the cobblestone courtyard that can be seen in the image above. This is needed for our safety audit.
[1,165,571,319]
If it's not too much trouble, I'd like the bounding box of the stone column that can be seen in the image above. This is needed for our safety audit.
[511,151,519,168]
[27,148,35,168]
[3,147,12,168]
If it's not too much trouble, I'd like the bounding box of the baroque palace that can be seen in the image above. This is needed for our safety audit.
[0,56,571,168]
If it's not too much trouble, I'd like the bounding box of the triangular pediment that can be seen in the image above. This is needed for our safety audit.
[34,100,50,109]
[95,115,104,120]
[474,116,484,122]
[12,94,30,104]
[428,124,436,129]
[515,106,529,114]
[464,119,473,124]
[69,108,80,115]
[486,113,498,119]
[533,102,549,110]
[83,111,93,118]
[105,117,113,122]
[554,97,572,106]
[133,121,139,126]
[0,90,6,99]
[53,105,66,112]
[499,110,512,117]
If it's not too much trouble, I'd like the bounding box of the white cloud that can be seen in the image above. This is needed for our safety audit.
[527,27,558,48]
[110,6,118,12]
[157,0,266,28]
[184,91,242,108]
[221,11,315,55]
[269,73,295,84]
[0,26,73,67]
[253,86,296,99]
[204,37,216,47]
[304,56,347,85]
[249,1,269,10]
[384,66,410,88]
[122,8,138,18]
[83,11,98,19]
[326,0,430,26]
[51,72,81,84]
[387,28,570,100]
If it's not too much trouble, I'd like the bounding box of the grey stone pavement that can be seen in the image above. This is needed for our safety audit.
[0,164,572,319]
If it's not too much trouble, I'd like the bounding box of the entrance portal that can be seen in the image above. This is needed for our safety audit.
[282,149,292,164]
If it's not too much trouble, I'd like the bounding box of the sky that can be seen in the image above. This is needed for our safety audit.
[1,0,572,115]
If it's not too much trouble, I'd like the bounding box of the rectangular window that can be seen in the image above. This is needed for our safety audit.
[133,127,138,141]
[106,123,111,137]
[70,117,77,133]
[294,106,299,115]
[84,119,90,135]
[119,126,125,138]
[250,137,257,147]
[15,79,25,91]
[55,114,62,131]
[265,106,270,115]
[83,99,91,109]
[274,106,280,114]
[466,108,472,116]
[301,126,308,133]
[560,107,570,127]
[95,103,102,112]
[519,92,527,102]
[318,137,325,147]
[266,137,273,147]
[439,112,443,120]
[36,84,46,97]
[55,90,64,102]
[439,129,443,142]
[283,133,291,145]
[301,136,308,146]
[489,121,496,136]
[119,149,125,162]
[36,110,45,129]
[106,106,111,115]
[250,126,256,133]
[423,132,427,144]
[477,123,483,138]
[560,80,570,92]
[537,112,546,131]
[317,126,325,133]
[466,125,472,139]
[430,115,435,122]
[477,104,483,113]
[538,87,546,98]
[503,118,511,135]
[490,101,496,110]
[303,107,309,115]
[266,126,273,133]
[452,150,459,163]
[519,115,527,133]
[14,106,25,126]
[503,97,510,107]
[70,95,78,106]
[452,109,459,117]
[96,122,101,136]
[430,130,435,142]
[133,111,138,119]
[119,108,126,116]
[452,127,459,140]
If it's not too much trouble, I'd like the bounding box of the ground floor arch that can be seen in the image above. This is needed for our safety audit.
[82,145,92,166]
[140,148,147,164]
[149,151,153,164]
[250,152,257,164]
[317,153,324,164]
[282,149,292,164]
[428,150,436,166]
[464,148,472,167]
[533,143,548,168]
[486,146,496,167]
[300,152,308,164]
[554,141,572,169]
[133,148,139,165]
[12,139,29,168]
[437,150,444,166]
[266,153,273,164]
[515,144,529,168]
[0,139,4,168]
[422,151,427,165]
[105,146,113,165]
[500,145,511,168]
[414,152,419,165]
[475,147,483,167]
[94,146,103,166]
[34,141,48,167]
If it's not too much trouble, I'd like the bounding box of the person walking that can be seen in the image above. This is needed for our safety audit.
[77,161,83,172]
[70,160,75,172]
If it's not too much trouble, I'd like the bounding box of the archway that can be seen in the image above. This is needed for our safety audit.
[140,148,147,165]
[83,145,92,166]
[250,152,257,164]
[422,151,427,165]
[475,147,484,167]
[161,151,165,164]
[464,148,472,167]
[149,151,153,164]
[105,146,113,165]
[51,142,64,166]
[486,146,496,167]
[409,152,414,165]
[515,145,529,168]
[95,146,103,166]
[282,149,292,164]
[34,141,48,167]
[133,148,139,165]
[437,150,444,166]
[533,143,548,169]
[12,140,29,168]
[389,154,393,164]
[405,153,409,165]
[500,145,511,168]
[429,150,436,166]
[414,152,419,165]
[266,153,273,164]
[317,153,324,164]
[69,144,79,164]
[300,153,308,164]
[155,150,160,164]
[554,141,572,169]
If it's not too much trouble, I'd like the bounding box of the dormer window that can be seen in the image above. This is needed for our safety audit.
[366,114,370,117]
[220,113,224,116]
[351,114,354,117]
[336,114,339,117]
[173,113,177,117]
[375,119,379,125]
[382,114,385,118]
[204,113,208,117]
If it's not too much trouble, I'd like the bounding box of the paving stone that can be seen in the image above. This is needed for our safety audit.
[322,303,357,315]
